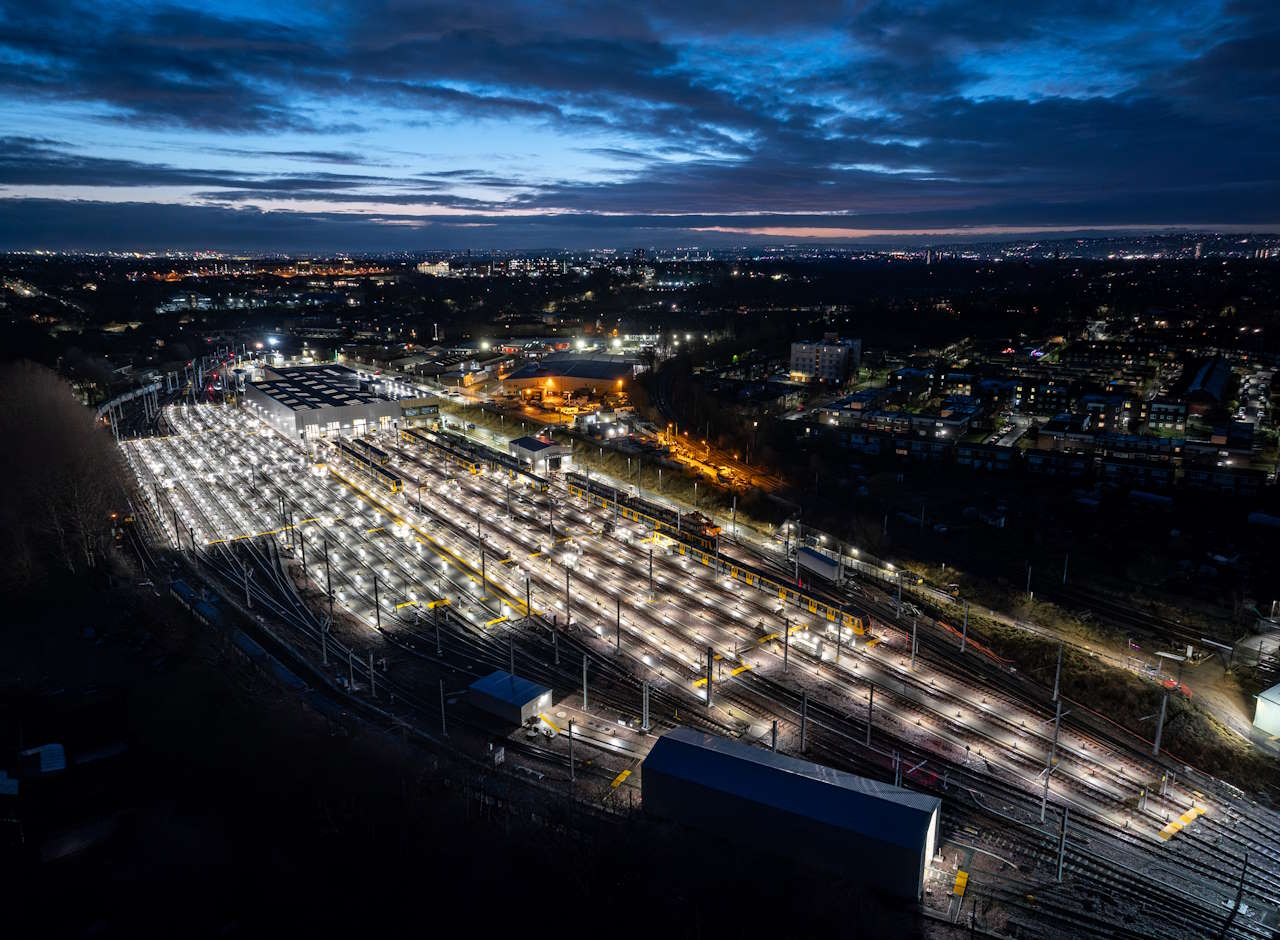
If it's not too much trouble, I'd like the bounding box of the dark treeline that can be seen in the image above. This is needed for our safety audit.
[0,361,125,593]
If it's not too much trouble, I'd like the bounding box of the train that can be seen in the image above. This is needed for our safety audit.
[401,428,480,473]
[565,471,721,552]
[171,579,229,630]
[401,428,550,492]
[334,441,403,493]
[171,580,308,691]
[349,437,390,466]
[667,539,874,638]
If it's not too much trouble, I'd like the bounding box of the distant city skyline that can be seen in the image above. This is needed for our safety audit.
[1,1,1278,249]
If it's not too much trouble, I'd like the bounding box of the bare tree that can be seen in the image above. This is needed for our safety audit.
[0,360,125,591]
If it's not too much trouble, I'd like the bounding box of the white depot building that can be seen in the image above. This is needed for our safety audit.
[508,435,573,474]
[1255,683,1280,737]
[789,335,862,385]
[244,364,401,441]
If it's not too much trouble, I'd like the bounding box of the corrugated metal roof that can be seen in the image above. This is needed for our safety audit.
[644,728,939,850]
[469,670,551,707]
[509,435,558,453]
[505,358,633,382]
[20,743,67,775]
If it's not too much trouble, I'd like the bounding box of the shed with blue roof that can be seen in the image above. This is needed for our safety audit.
[642,727,941,900]
[468,670,553,725]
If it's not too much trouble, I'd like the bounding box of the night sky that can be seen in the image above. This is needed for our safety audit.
[1,0,1277,250]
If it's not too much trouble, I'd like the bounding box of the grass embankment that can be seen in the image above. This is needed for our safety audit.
[978,618,1280,796]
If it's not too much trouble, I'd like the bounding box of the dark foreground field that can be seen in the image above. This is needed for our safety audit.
[1,576,921,939]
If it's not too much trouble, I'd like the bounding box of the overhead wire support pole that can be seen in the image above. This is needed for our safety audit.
[800,692,808,753]
[960,602,969,654]
[1057,806,1069,882]
[910,613,919,671]
[324,538,333,626]
[1152,690,1168,757]
[866,685,874,746]
[1041,698,1063,823]
[1052,642,1063,702]
[705,646,713,707]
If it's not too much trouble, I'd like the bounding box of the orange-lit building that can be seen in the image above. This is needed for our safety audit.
[501,356,634,399]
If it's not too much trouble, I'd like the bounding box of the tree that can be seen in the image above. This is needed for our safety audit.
[0,361,125,591]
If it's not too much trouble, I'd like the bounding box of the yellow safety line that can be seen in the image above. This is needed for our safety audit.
[485,616,508,627]
[394,600,419,610]
[205,516,320,545]
[539,713,560,734]
[327,465,529,616]
[610,769,632,789]
[729,663,753,677]
[953,870,968,898]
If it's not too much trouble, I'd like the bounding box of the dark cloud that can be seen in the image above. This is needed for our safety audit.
[0,137,395,191]
[0,0,1278,243]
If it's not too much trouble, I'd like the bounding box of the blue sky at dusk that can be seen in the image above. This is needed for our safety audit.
[0,0,1277,249]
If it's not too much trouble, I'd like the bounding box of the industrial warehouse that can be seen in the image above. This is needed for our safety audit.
[244,364,401,440]
[641,728,941,900]
[501,354,635,397]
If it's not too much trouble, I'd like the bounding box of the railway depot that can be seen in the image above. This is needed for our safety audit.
[244,364,401,440]
[116,396,1280,940]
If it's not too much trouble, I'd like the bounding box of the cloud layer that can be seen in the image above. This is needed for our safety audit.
[0,0,1277,248]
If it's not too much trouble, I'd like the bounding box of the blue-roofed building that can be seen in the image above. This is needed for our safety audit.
[642,728,941,900]
[469,670,553,725]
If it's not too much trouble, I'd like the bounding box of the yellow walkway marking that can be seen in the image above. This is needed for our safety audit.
[953,870,968,898]
[1157,805,1206,842]
[486,616,508,627]
[729,663,753,677]
[206,516,320,545]
[538,713,561,734]
[610,769,632,789]
[327,465,528,616]
[394,600,419,610]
